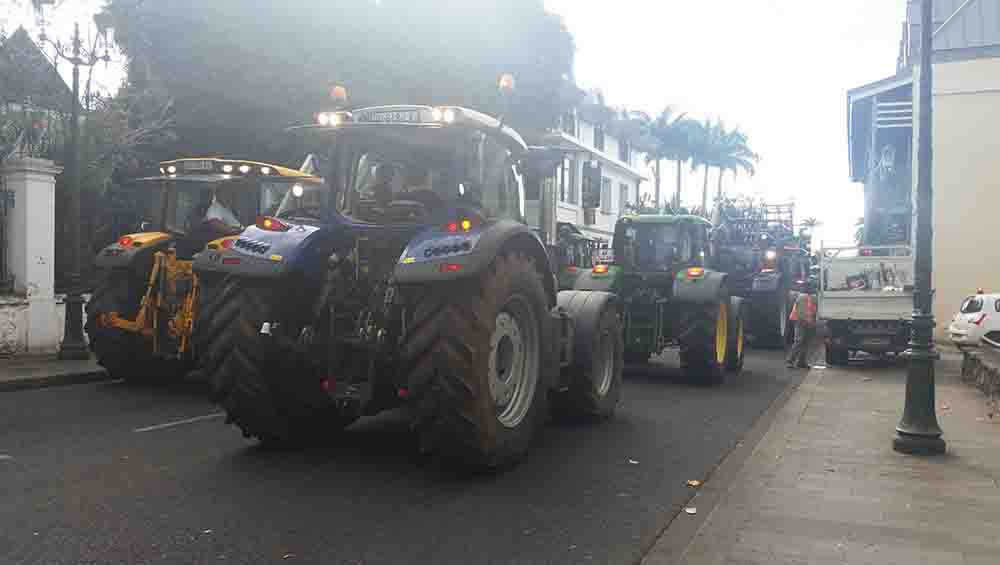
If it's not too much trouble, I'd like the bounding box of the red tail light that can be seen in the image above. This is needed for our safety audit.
[220,238,235,249]
[256,216,291,232]
[118,236,134,247]
[593,264,609,274]
[439,263,463,273]
[566,266,578,273]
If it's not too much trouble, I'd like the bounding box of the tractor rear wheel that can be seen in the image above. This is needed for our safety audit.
[401,253,549,468]
[202,277,353,444]
[679,300,729,386]
[85,272,180,383]
[752,288,788,349]
[188,272,225,381]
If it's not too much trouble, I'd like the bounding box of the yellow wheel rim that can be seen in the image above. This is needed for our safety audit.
[716,302,728,365]
[737,316,744,359]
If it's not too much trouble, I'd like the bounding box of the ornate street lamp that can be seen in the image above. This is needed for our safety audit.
[894,0,946,455]
[37,13,113,360]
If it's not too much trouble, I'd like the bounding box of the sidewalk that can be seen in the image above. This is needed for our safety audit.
[0,355,108,392]
[645,353,1000,565]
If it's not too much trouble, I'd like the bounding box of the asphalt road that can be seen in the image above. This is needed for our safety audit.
[0,350,799,565]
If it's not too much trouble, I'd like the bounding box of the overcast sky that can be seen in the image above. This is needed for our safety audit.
[5,1,906,245]
[546,0,907,246]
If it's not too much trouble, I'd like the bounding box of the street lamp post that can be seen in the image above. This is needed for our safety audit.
[894,0,946,455]
[38,18,112,360]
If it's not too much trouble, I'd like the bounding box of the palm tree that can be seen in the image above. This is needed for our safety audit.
[713,124,758,202]
[688,119,718,216]
[801,217,821,229]
[620,107,690,210]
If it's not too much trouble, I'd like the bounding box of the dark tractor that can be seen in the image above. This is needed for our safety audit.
[196,101,623,467]
[555,222,601,290]
[86,157,322,383]
[573,213,746,386]
[711,200,812,348]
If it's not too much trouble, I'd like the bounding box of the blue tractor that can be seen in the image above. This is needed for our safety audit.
[195,92,623,467]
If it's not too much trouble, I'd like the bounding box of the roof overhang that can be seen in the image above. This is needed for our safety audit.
[846,72,914,182]
[548,132,649,181]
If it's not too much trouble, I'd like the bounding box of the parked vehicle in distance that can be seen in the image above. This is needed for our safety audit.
[818,245,913,365]
[948,291,1000,348]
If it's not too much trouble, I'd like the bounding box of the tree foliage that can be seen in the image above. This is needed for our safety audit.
[104,0,577,161]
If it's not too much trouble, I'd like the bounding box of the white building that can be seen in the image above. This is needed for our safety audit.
[525,99,649,245]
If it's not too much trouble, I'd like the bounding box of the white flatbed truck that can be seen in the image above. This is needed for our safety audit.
[818,245,914,365]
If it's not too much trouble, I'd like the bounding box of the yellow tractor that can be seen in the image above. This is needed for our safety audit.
[85,157,323,382]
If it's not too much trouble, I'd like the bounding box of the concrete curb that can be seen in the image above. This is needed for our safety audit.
[641,366,816,565]
[0,368,111,392]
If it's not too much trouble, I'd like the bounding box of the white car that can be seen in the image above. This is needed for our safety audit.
[948,292,1000,347]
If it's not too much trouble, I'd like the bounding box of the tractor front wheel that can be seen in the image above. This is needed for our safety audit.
[85,272,180,383]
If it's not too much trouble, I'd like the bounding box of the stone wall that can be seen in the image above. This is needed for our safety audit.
[960,349,1000,417]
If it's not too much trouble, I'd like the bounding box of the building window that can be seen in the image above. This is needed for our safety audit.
[618,141,630,163]
[594,125,605,151]
[619,183,629,215]
[600,177,612,213]
[557,157,576,204]
[582,163,601,209]
[561,111,576,136]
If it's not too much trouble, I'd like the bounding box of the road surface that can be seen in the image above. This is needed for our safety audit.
[0,350,799,564]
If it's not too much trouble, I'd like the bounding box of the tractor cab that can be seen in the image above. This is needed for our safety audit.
[610,214,714,290]
[111,158,323,259]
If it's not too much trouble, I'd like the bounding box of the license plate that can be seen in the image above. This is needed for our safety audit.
[183,160,214,171]
[862,337,890,346]
[358,110,420,123]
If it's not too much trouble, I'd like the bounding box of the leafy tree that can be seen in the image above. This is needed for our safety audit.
[687,119,717,216]
[103,0,577,161]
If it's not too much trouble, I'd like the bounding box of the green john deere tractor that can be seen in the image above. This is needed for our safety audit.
[574,212,746,385]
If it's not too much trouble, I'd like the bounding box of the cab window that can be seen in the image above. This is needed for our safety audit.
[961,296,984,314]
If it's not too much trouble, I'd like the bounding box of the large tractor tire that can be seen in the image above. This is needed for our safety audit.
[188,272,226,381]
[202,277,352,444]
[85,272,179,383]
[725,297,746,373]
[679,300,729,386]
[752,288,789,349]
[552,290,623,421]
[401,253,549,469]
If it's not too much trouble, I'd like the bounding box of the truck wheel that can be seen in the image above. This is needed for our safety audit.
[552,291,623,421]
[85,272,177,383]
[725,298,746,373]
[204,278,351,444]
[680,300,728,386]
[825,345,849,366]
[401,253,548,468]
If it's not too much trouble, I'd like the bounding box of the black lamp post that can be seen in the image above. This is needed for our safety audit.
[894,0,946,455]
[38,16,113,360]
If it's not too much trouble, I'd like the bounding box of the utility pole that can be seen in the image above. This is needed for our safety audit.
[894,0,945,455]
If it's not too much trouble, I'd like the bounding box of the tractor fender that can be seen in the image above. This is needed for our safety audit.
[673,269,728,304]
[394,219,556,298]
[193,224,328,279]
[556,289,621,384]
[94,232,172,269]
